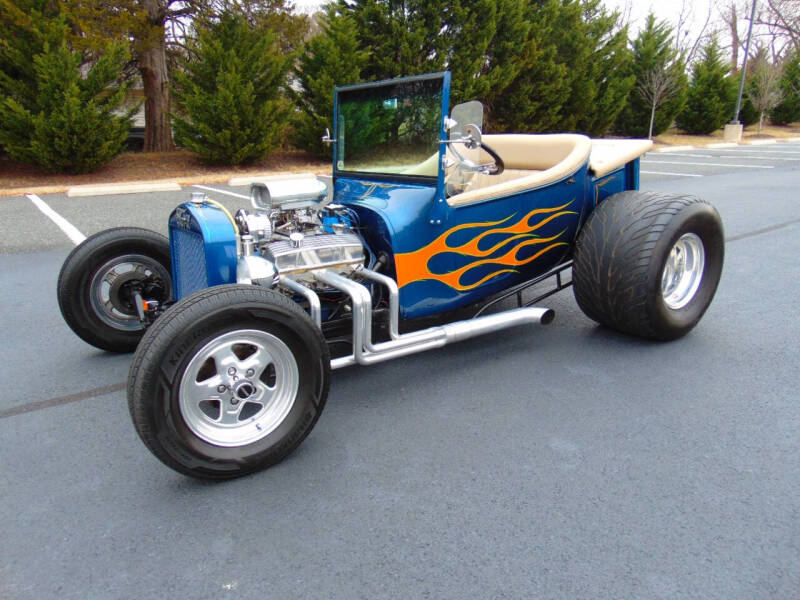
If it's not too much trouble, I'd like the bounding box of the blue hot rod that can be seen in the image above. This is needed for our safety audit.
[57,72,724,479]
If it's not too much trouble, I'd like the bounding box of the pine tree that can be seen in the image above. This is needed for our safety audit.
[491,0,633,136]
[615,13,687,138]
[488,0,570,132]
[573,0,634,136]
[290,6,368,158]
[0,8,132,173]
[171,10,291,165]
[290,0,531,155]
[677,39,737,135]
[771,49,800,125]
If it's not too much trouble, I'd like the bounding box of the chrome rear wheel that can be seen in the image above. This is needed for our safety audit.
[661,233,705,310]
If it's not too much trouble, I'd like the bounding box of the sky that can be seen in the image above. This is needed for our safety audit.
[293,0,720,40]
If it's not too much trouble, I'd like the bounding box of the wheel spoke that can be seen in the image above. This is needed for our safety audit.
[209,345,240,371]
[219,403,245,425]
[238,347,271,379]
[185,374,225,405]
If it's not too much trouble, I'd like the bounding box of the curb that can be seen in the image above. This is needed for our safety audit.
[66,180,181,197]
[650,137,800,155]
[654,145,695,153]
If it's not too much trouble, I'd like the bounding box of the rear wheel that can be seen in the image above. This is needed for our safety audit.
[128,285,330,480]
[572,191,724,340]
[57,227,172,352]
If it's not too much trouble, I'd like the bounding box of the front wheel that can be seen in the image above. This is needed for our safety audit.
[572,191,724,340]
[128,285,330,479]
[57,227,172,352]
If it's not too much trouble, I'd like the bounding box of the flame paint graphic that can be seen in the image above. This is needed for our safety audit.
[395,201,577,291]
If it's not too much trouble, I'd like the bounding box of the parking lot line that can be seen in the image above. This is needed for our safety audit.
[640,170,703,177]
[26,193,86,245]
[649,153,799,161]
[192,184,249,200]
[642,160,774,169]
[711,148,800,155]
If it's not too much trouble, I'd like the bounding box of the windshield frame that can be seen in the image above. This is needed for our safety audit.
[332,72,450,189]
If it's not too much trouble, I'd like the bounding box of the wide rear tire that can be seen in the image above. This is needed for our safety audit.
[128,285,330,480]
[573,191,724,340]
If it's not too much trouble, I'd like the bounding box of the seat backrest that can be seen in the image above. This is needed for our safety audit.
[447,134,592,207]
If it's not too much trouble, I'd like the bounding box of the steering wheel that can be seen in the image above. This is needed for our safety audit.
[448,134,505,176]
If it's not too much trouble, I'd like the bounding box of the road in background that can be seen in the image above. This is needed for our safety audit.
[1,155,798,600]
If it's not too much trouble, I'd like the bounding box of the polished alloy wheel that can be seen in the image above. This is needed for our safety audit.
[89,254,171,331]
[179,329,300,447]
[661,233,705,310]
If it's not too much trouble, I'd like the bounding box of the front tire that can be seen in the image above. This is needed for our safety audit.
[128,285,330,479]
[573,191,724,340]
[57,227,172,352]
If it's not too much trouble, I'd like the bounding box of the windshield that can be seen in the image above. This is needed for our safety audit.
[335,75,444,177]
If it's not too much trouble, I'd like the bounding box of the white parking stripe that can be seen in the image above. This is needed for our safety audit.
[192,184,249,200]
[640,170,702,177]
[26,193,86,245]
[643,160,774,169]
[711,148,800,155]
[645,153,799,161]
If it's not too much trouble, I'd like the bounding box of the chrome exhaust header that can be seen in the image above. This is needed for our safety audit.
[310,268,553,370]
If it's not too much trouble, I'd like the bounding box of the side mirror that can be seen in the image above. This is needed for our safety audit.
[449,100,484,146]
[321,128,334,145]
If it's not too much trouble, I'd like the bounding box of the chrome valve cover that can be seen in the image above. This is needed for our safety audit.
[267,232,364,275]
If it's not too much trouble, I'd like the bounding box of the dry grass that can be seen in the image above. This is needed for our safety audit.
[0,149,330,197]
[653,123,800,147]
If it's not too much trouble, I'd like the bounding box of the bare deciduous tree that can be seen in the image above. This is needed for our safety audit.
[747,48,785,131]
[638,64,680,139]
[675,0,713,64]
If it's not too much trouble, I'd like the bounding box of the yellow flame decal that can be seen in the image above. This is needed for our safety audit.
[395,201,577,291]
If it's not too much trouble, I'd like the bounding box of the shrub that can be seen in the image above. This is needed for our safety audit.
[676,39,737,135]
[771,50,800,125]
[171,11,290,165]
[0,14,131,173]
[615,14,687,138]
[290,6,367,158]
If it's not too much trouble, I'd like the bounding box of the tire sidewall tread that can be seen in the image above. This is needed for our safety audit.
[573,191,724,340]
[128,284,331,480]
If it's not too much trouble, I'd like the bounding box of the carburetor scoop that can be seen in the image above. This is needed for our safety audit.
[249,176,329,211]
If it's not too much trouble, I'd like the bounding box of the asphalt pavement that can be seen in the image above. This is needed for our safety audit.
[1,145,798,599]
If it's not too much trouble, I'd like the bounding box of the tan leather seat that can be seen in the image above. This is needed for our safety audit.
[447,134,592,207]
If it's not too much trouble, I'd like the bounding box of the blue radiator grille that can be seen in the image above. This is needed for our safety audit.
[171,228,207,299]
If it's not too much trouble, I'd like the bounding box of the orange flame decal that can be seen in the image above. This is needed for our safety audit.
[395,201,577,291]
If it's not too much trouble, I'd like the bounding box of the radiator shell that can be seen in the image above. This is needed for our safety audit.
[168,202,238,300]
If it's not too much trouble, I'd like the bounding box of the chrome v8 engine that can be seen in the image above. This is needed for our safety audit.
[235,176,365,285]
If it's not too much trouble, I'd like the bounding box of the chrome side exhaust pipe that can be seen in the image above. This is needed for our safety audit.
[312,268,554,370]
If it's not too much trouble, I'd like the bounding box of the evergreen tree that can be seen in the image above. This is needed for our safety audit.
[0,8,132,173]
[615,13,687,138]
[492,0,633,136]
[290,0,531,155]
[677,39,736,135]
[573,0,634,136]
[171,10,291,165]
[290,6,368,158]
[489,0,570,132]
[771,49,800,125]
